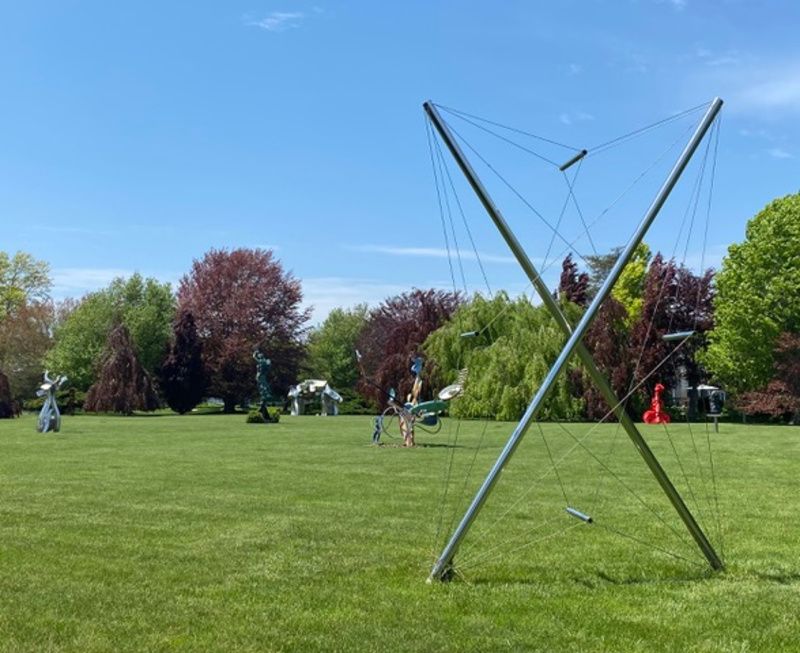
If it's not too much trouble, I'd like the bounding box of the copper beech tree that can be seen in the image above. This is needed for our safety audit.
[177,248,309,413]
[356,289,461,408]
[84,324,159,415]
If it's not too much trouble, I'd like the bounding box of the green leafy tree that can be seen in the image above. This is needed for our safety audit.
[424,292,584,421]
[703,193,800,394]
[46,274,175,391]
[0,301,55,402]
[735,332,800,423]
[304,304,368,390]
[0,251,54,401]
[0,251,51,320]
[611,242,651,327]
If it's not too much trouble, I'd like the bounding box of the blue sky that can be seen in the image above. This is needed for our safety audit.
[2,1,798,323]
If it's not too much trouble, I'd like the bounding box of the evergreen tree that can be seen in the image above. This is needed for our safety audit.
[558,253,589,307]
[85,324,159,415]
[159,310,206,414]
[0,370,14,418]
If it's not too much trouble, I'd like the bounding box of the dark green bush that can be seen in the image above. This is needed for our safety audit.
[246,407,281,423]
[22,388,85,414]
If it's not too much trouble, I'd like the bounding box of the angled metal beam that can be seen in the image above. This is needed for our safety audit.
[424,98,724,581]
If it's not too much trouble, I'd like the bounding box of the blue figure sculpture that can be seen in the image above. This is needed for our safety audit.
[37,371,67,433]
[253,349,273,422]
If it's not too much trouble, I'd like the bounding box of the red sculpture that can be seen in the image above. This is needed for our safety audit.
[643,382,671,424]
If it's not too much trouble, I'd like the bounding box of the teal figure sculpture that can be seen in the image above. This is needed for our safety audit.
[37,371,67,433]
[253,350,273,422]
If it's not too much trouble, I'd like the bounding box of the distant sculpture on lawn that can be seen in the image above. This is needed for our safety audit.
[288,379,343,416]
[643,382,671,425]
[37,371,67,433]
[253,349,273,422]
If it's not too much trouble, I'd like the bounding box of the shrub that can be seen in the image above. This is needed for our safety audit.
[246,407,281,423]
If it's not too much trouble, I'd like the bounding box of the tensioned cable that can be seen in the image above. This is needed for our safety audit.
[459,120,698,344]
[588,101,710,156]
[602,116,724,558]
[543,159,583,272]
[593,520,705,567]
[432,131,494,296]
[426,118,459,297]
[458,518,583,573]
[444,119,593,268]
[438,106,562,168]
[562,159,598,257]
[624,123,714,401]
[461,336,701,565]
[699,118,725,560]
[538,421,569,505]
[542,120,698,275]
[436,103,581,151]
[426,116,471,549]
[433,128,469,293]
[454,338,706,574]
[426,116,500,559]
[552,420,696,556]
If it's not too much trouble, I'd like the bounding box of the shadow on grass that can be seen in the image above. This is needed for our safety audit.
[373,442,465,449]
[752,570,800,584]
[461,567,717,588]
[593,568,718,586]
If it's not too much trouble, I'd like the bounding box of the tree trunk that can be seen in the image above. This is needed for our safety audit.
[223,397,237,413]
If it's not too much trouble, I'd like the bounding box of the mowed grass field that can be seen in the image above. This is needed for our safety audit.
[1,413,799,652]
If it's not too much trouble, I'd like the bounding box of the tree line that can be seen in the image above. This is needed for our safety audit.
[1,192,799,422]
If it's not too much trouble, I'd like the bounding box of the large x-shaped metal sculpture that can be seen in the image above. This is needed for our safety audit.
[424,98,724,582]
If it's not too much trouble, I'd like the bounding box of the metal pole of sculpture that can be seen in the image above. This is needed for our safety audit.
[37,371,67,433]
[253,350,273,422]
[424,98,724,580]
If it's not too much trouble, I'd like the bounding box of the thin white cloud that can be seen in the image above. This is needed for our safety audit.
[559,111,594,126]
[740,71,800,112]
[52,267,134,297]
[51,267,182,300]
[767,147,794,159]
[696,59,800,115]
[568,63,582,75]
[32,225,115,236]
[247,11,306,32]
[668,0,687,9]
[348,245,518,265]
[301,277,415,325]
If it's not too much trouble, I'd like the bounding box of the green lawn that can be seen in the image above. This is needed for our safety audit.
[1,414,798,652]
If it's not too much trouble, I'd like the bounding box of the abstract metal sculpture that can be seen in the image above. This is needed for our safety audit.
[36,371,67,433]
[643,382,671,424]
[424,97,725,581]
[288,379,343,416]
